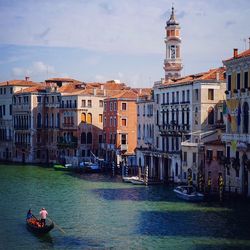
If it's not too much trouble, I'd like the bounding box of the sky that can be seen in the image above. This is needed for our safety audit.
[0,0,249,88]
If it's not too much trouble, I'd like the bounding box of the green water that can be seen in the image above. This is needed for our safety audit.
[0,164,250,250]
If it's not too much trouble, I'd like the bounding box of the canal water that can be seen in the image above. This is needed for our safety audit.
[0,164,250,250]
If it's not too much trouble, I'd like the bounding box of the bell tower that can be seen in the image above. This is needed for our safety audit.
[164,7,183,80]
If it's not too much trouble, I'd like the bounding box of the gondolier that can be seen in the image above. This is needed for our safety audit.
[40,208,48,227]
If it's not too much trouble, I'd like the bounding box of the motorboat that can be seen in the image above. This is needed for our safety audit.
[173,185,204,201]
[53,163,72,171]
[79,161,101,173]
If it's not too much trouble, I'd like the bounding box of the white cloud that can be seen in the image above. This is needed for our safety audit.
[11,61,55,78]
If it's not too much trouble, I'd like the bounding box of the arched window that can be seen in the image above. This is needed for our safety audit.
[87,132,92,144]
[87,113,92,124]
[81,113,86,123]
[243,102,249,133]
[37,113,42,128]
[208,107,214,125]
[81,132,86,144]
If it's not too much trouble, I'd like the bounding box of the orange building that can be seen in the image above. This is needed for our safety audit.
[103,89,138,167]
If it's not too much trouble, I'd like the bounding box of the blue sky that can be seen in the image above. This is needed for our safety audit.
[0,0,249,88]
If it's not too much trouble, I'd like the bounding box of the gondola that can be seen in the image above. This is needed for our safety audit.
[26,217,54,234]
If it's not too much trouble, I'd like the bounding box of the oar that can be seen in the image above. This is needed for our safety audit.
[47,217,66,234]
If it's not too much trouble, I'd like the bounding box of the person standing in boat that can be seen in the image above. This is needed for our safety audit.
[40,208,48,227]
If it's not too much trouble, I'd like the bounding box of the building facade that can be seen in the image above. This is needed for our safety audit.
[0,79,38,162]
[222,48,250,196]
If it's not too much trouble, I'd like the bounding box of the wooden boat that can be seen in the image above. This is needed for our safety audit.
[122,176,140,183]
[26,218,54,234]
[173,185,204,201]
[53,163,72,171]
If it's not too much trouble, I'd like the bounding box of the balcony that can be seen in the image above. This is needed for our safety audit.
[120,144,128,151]
[159,124,190,135]
[222,133,250,144]
[57,136,78,149]
[107,144,115,150]
[14,142,30,148]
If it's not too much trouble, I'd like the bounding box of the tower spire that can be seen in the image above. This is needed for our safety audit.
[164,6,182,80]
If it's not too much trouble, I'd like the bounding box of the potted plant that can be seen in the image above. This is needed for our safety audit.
[233,89,238,94]
[225,90,229,95]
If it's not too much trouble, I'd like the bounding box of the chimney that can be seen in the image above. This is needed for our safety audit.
[25,76,30,81]
[233,48,238,58]
[216,72,220,81]
[249,37,250,49]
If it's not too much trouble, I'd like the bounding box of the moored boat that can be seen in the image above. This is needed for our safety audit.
[130,178,145,185]
[79,161,101,173]
[122,176,140,183]
[26,218,54,234]
[173,185,204,201]
[53,163,72,171]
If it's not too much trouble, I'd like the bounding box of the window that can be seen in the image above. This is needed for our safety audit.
[114,102,117,111]
[110,102,113,111]
[217,150,223,160]
[244,72,249,89]
[10,87,13,94]
[87,132,92,144]
[114,117,116,127]
[175,163,178,176]
[156,137,159,148]
[121,134,127,144]
[243,102,249,133]
[182,90,185,102]
[187,90,190,102]
[237,73,241,90]
[208,107,214,125]
[183,151,187,162]
[162,93,165,104]
[206,150,213,160]
[172,92,175,103]
[156,94,159,104]
[195,89,198,101]
[81,132,86,144]
[121,118,127,126]
[87,100,92,107]
[37,96,41,103]
[228,75,231,91]
[167,93,169,103]
[99,114,103,123]
[82,100,86,107]
[104,102,106,111]
[122,102,127,110]
[9,105,12,116]
[176,91,179,103]
[87,113,92,124]
[110,117,113,126]
[81,113,86,123]
[193,152,196,163]
[208,89,214,100]
[99,100,103,107]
